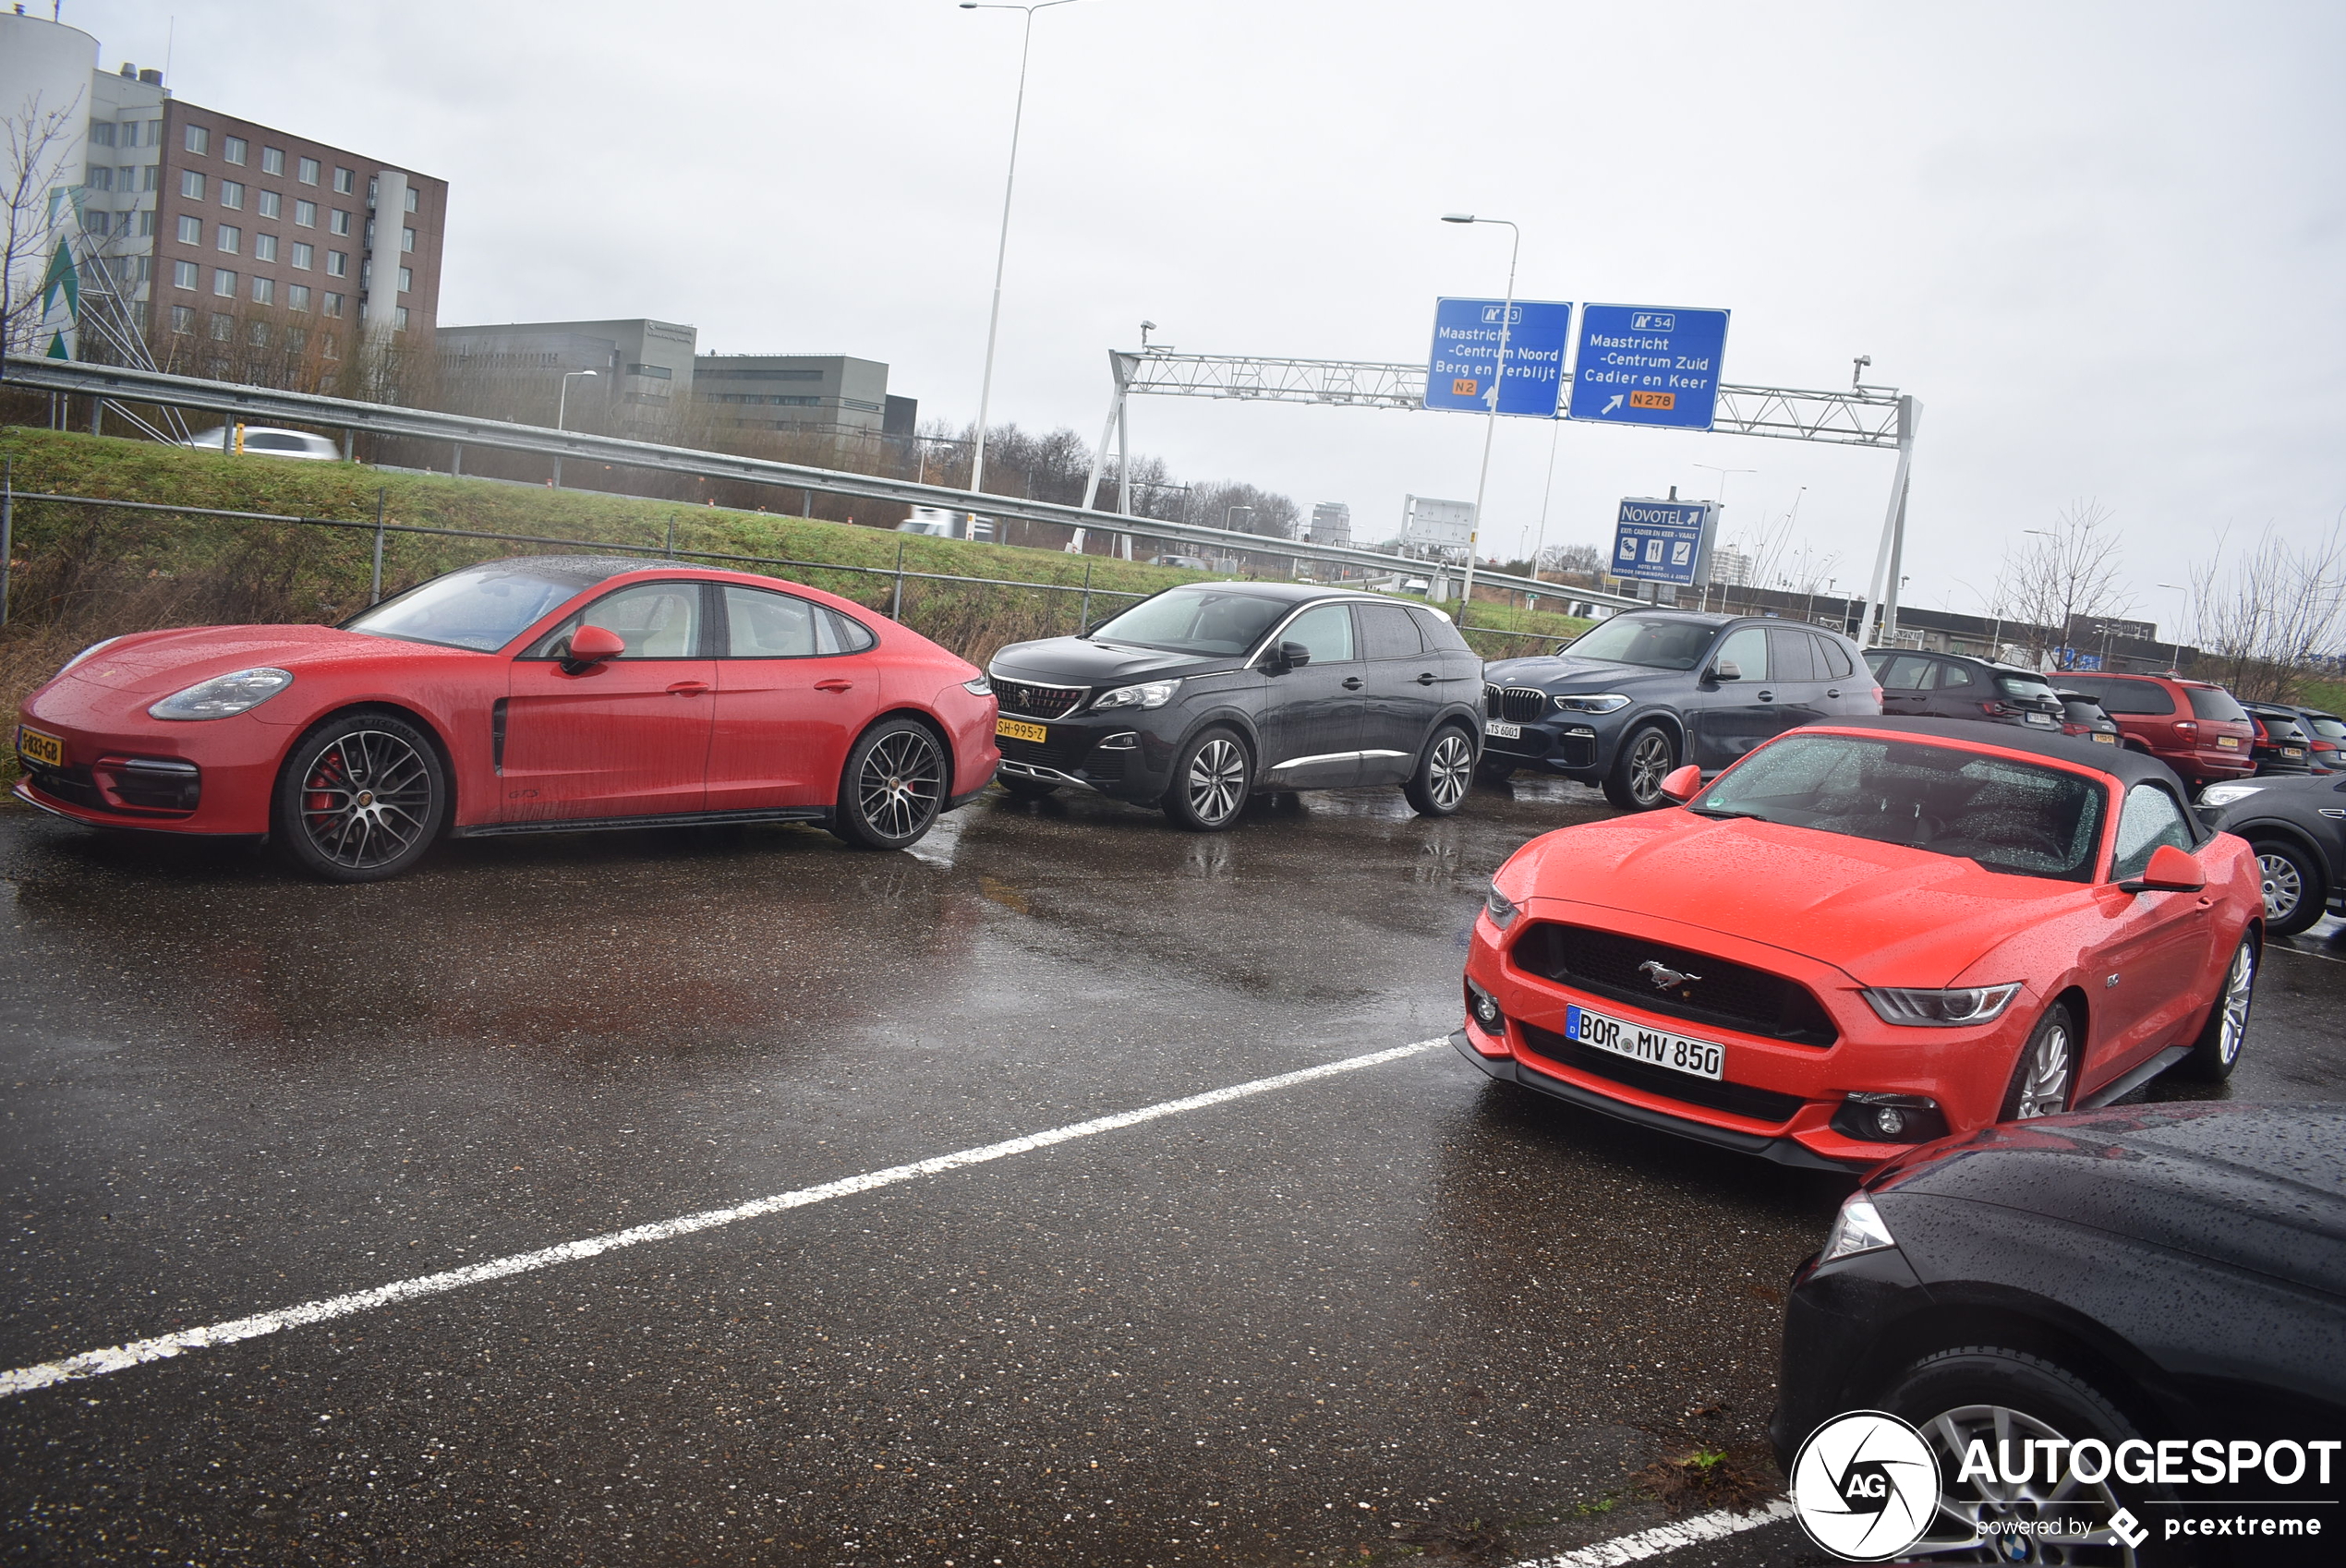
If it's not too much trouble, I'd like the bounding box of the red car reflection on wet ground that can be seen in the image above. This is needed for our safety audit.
[14,556,999,881]
[1457,718,2263,1169]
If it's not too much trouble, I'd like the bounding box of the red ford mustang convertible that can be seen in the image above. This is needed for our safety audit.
[1458,718,2263,1169]
[14,556,1000,880]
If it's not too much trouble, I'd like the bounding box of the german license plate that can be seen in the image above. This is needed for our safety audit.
[2216,736,2241,750]
[15,725,64,768]
[1485,719,1522,740]
[2026,712,2058,725]
[995,718,1046,744]
[1562,1003,1723,1080]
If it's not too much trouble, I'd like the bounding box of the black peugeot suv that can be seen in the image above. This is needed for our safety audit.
[985,582,1486,830]
[1478,610,1880,809]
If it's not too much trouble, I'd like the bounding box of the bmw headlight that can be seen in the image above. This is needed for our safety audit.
[1092,678,1181,711]
[1554,694,1630,714]
[148,667,295,720]
[60,635,125,673]
[2196,782,2264,807]
[1819,1193,1897,1263]
[1861,983,2023,1028]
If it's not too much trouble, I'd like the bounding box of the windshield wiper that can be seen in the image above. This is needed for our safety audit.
[1686,805,1763,821]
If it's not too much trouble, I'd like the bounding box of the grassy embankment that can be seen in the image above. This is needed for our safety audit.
[0,428,1590,772]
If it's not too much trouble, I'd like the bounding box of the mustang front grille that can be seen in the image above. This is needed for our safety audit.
[1510,922,1839,1047]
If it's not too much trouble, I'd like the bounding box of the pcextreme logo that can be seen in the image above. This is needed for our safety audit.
[1788,1411,1939,1562]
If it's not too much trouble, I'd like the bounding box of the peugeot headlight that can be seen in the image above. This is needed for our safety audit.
[60,635,125,673]
[962,675,993,697]
[1092,678,1181,711]
[1819,1193,1897,1264]
[2196,782,2264,807]
[1861,983,2023,1028]
[1483,883,1519,929]
[1554,694,1630,714]
[148,667,295,720]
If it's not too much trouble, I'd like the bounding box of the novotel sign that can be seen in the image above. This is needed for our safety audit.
[1611,497,1720,588]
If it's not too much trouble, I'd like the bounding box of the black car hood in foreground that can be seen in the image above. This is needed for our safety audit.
[987,636,1245,686]
[1871,1104,2346,1298]
[1483,654,1687,693]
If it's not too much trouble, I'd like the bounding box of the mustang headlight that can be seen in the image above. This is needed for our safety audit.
[1861,983,2023,1028]
[1092,678,1181,711]
[149,667,295,720]
[1819,1193,1897,1264]
[1553,694,1630,714]
[1483,882,1519,929]
[2196,782,2263,807]
[60,635,125,673]
[961,674,993,697]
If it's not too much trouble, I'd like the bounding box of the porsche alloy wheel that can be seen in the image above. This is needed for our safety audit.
[835,718,946,850]
[1405,727,1474,817]
[2181,933,2256,1081]
[1163,729,1249,831]
[2001,1006,2074,1121]
[276,712,447,882]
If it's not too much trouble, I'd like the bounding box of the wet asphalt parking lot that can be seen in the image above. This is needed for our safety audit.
[3,778,2341,1568]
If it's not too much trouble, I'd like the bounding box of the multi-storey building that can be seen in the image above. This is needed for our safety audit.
[1,9,446,372]
[693,354,898,438]
[437,318,699,426]
[1309,502,1351,548]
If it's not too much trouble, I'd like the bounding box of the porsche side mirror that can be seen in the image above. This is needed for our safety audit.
[1276,640,1312,670]
[1659,764,1703,804]
[560,623,626,675]
[2119,843,2205,894]
[1708,660,1742,681]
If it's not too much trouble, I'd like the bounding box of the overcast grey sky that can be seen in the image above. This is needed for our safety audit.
[67,0,2346,634]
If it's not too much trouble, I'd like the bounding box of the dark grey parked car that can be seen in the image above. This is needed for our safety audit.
[2197,772,2346,935]
[1865,647,2067,730]
[986,583,1484,830]
[1478,611,1879,809]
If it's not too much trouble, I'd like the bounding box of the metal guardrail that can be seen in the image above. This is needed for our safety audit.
[3,355,1644,612]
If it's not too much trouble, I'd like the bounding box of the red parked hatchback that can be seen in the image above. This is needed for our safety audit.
[2050,672,2255,788]
[13,556,1001,881]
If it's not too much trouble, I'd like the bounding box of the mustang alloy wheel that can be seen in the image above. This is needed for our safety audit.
[275,712,448,882]
[1405,727,1475,817]
[2181,932,2256,1080]
[2001,1004,2074,1120]
[1163,728,1250,831]
[833,718,947,850]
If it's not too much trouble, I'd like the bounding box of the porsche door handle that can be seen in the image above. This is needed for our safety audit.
[666,681,710,696]
[1341,677,1365,691]
[815,678,854,693]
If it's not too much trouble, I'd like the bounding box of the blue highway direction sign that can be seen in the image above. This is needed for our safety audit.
[1568,305,1731,429]
[1611,497,1718,587]
[1424,297,1573,417]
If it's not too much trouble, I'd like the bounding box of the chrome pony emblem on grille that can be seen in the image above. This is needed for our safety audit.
[1639,959,1700,990]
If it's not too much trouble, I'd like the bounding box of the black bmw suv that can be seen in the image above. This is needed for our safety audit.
[1478,610,1880,808]
[986,583,1486,829]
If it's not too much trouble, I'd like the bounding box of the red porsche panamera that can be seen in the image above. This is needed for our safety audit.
[1457,718,2264,1170]
[13,556,1000,881]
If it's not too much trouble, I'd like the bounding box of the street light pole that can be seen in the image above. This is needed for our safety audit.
[1441,213,1518,625]
[553,368,599,489]
[961,0,1080,498]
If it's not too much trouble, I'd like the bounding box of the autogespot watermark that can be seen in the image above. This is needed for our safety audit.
[1792,1413,2341,1561]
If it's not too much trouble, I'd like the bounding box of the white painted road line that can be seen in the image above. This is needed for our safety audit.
[0,1037,1447,1401]
[1511,1501,1795,1566]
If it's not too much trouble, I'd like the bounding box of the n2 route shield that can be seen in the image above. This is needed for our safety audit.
[1567,304,1731,429]
[1424,296,1574,417]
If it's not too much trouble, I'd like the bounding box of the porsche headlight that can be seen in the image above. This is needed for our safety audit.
[1553,694,1630,714]
[149,667,295,720]
[2196,782,2263,807]
[962,675,993,697]
[1092,678,1181,711]
[1819,1193,1897,1264]
[60,635,125,673]
[1861,983,2023,1028]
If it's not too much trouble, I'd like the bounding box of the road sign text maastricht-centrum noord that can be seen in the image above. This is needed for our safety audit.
[1423,297,1574,417]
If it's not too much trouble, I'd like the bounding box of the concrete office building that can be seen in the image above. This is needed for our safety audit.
[694,354,901,437]
[1309,502,1352,548]
[1,9,448,365]
[437,318,699,424]
[1707,546,1753,588]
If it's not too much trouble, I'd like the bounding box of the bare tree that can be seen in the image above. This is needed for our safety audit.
[2188,523,2346,702]
[3,90,85,356]
[1993,501,2138,669]
[1539,541,1605,580]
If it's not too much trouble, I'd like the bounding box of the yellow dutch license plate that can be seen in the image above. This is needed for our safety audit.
[2216,736,2240,749]
[16,725,65,768]
[996,718,1047,744]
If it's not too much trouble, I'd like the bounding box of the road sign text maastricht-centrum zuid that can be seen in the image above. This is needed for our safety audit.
[1567,305,1731,429]
[1423,297,1574,417]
